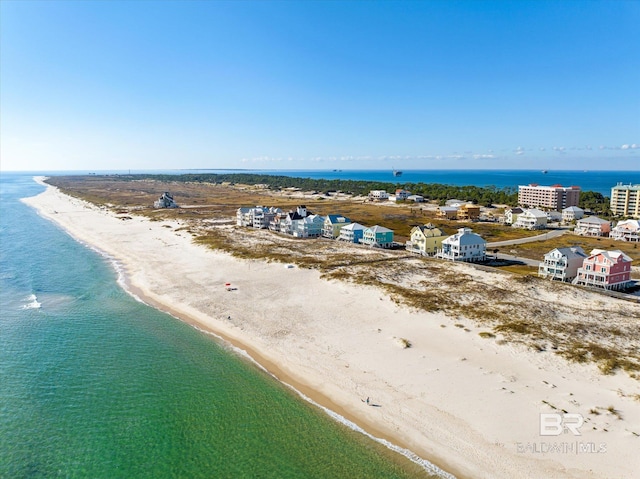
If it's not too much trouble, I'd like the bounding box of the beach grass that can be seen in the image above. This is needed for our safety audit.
[45,175,640,378]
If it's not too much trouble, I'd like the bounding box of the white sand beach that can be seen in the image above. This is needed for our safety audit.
[24,179,640,479]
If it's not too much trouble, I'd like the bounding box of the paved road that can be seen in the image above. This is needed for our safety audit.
[491,253,540,267]
[487,227,569,248]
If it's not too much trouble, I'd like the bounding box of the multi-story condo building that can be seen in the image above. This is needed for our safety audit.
[518,184,581,211]
[610,183,640,218]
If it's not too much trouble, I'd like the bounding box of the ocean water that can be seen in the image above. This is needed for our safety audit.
[0,173,444,478]
[224,169,640,198]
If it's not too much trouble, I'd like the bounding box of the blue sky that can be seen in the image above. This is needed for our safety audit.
[1,0,638,171]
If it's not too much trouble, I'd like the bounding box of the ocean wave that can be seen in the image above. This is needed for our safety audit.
[21,293,41,310]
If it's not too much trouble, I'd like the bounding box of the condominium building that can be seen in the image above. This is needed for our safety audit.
[610,183,640,218]
[518,184,581,211]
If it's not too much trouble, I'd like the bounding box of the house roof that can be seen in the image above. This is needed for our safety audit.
[548,246,587,260]
[413,223,445,237]
[577,216,610,225]
[523,208,548,219]
[438,206,458,212]
[325,215,351,224]
[367,225,393,234]
[341,222,366,232]
[613,219,640,231]
[443,228,486,245]
[563,206,584,213]
[589,249,632,263]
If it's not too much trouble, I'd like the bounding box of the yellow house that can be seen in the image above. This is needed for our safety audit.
[406,223,447,256]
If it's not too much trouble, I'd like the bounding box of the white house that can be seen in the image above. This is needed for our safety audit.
[538,246,587,282]
[407,194,424,203]
[574,216,611,237]
[293,214,325,238]
[251,206,282,229]
[437,227,486,263]
[368,190,389,201]
[562,206,584,223]
[236,207,253,226]
[610,219,640,242]
[512,209,548,230]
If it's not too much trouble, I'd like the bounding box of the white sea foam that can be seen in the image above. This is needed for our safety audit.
[190,323,456,479]
[21,293,41,310]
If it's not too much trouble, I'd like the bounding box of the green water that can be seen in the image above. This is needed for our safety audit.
[0,174,447,478]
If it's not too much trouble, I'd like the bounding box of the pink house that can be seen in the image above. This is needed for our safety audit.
[573,249,633,291]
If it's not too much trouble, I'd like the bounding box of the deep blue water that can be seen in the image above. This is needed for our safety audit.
[217,169,640,198]
[12,169,638,198]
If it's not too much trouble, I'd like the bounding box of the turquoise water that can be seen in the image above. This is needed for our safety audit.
[0,174,444,478]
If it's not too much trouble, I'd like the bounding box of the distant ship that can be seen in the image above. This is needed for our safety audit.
[392,169,403,177]
[541,170,548,174]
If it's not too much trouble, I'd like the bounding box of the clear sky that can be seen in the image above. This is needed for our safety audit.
[1,0,638,171]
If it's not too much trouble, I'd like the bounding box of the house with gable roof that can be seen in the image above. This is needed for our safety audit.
[610,219,640,242]
[360,225,394,248]
[337,222,366,243]
[406,223,447,256]
[293,214,325,238]
[322,215,351,238]
[573,249,632,291]
[562,206,584,223]
[538,246,587,282]
[574,216,611,237]
[154,192,179,209]
[503,207,524,225]
[437,227,486,262]
[512,208,548,230]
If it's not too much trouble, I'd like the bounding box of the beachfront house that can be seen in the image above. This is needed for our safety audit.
[457,204,481,221]
[538,246,587,282]
[436,206,458,220]
[154,192,178,209]
[236,207,253,226]
[446,199,465,207]
[271,206,310,235]
[573,216,611,237]
[293,214,325,238]
[573,249,632,291]
[610,219,640,242]
[234,206,283,229]
[407,194,424,203]
[512,209,548,230]
[437,227,486,263]
[406,223,447,256]
[322,215,351,238]
[503,207,524,225]
[337,222,366,243]
[360,225,394,248]
[562,206,584,223]
[368,190,389,201]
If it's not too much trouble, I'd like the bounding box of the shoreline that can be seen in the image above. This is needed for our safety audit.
[23,178,640,479]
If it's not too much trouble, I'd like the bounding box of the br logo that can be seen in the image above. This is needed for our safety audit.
[540,413,584,436]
